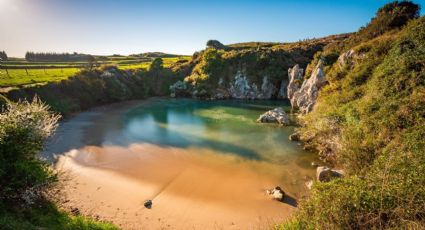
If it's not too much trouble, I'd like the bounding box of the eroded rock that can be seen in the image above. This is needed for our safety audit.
[288,60,327,113]
[228,73,276,99]
[169,80,189,98]
[257,107,290,125]
[266,186,285,201]
[289,132,300,141]
[287,64,304,101]
[229,73,258,99]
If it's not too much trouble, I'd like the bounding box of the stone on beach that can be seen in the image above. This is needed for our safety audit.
[266,186,285,201]
[144,200,152,209]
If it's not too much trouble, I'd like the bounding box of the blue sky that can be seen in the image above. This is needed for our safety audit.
[1,0,424,57]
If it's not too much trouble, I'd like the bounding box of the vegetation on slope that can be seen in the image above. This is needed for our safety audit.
[279,1,424,229]
[185,34,349,97]
[0,99,116,230]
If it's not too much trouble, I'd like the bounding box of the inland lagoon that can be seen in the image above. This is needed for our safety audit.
[44,98,318,229]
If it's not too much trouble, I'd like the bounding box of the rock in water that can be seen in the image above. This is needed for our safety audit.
[257,107,290,125]
[316,166,345,182]
[144,200,153,209]
[289,132,300,141]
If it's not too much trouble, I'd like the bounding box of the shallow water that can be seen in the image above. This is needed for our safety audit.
[76,99,318,194]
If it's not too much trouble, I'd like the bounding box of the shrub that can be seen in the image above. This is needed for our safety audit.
[0,97,60,204]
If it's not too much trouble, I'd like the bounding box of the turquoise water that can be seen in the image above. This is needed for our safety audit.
[108,99,317,167]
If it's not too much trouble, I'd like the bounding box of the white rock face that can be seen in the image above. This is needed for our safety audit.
[288,60,326,113]
[259,76,276,99]
[169,80,188,97]
[277,80,288,99]
[287,64,304,100]
[228,72,275,99]
[337,49,355,69]
[229,72,257,99]
[257,107,290,125]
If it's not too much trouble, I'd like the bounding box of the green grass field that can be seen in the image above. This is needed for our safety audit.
[0,56,190,87]
[0,68,80,87]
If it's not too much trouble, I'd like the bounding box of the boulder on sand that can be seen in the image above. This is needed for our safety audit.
[257,108,290,125]
[144,200,153,209]
[266,186,285,201]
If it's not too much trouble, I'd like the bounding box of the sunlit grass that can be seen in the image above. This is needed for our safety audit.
[0,68,80,87]
[0,56,191,87]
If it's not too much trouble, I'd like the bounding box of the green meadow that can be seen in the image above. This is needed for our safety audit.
[0,56,190,87]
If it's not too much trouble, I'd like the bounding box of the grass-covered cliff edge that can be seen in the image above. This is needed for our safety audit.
[279,1,425,229]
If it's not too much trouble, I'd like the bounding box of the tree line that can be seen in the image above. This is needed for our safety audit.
[0,51,7,61]
[25,52,92,62]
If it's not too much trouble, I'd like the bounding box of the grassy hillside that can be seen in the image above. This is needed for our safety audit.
[4,58,190,116]
[279,1,424,229]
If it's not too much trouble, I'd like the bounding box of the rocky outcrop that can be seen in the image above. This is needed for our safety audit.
[206,40,227,50]
[259,76,276,99]
[288,60,327,113]
[169,80,189,97]
[287,64,304,100]
[171,71,284,100]
[316,166,344,182]
[228,72,276,100]
[277,80,288,99]
[229,73,258,99]
[257,107,290,125]
[337,49,355,69]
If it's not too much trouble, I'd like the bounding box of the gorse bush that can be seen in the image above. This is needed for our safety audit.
[0,97,60,204]
[0,99,117,229]
[344,1,420,50]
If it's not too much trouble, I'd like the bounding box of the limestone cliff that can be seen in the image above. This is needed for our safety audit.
[288,60,326,113]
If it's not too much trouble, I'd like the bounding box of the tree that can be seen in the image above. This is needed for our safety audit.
[150,57,163,71]
[0,51,7,61]
[86,55,96,70]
